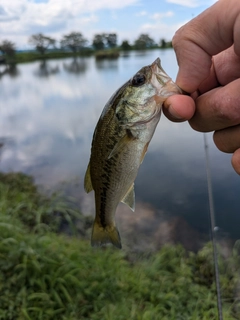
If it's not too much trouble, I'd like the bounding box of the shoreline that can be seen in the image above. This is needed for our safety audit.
[2,46,172,64]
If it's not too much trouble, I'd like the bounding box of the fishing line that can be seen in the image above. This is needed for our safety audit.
[203,133,223,320]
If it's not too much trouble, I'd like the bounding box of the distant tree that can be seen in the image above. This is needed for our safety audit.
[134,34,155,49]
[160,38,166,48]
[105,33,117,48]
[160,38,172,48]
[120,40,131,51]
[29,33,56,55]
[92,34,105,50]
[0,40,16,57]
[60,32,87,53]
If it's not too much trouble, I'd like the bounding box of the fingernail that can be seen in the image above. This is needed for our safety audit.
[167,104,183,120]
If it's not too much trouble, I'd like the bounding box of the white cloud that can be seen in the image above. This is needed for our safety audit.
[166,0,200,7]
[123,10,176,43]
[78,14,98,25]
[0,0,139,48]
[139,19,188,43]
[151,11,174,20]
[166,0,216,7]
[129,10,178,43]
[0,0,217,49]
[135,10,148,16]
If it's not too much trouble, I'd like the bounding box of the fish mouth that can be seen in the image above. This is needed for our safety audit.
[151,58,161,69]
[150,58,182,96]
[151,58,171,85]
[151,59,187,95]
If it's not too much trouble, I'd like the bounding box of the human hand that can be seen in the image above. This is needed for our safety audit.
[163,0,240,174]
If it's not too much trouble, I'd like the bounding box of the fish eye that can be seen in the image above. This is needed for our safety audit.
[131,73,146,87]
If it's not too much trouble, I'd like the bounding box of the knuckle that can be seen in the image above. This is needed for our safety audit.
[172,26,185,49]
[213,131,229,153]
[211,93,240,126]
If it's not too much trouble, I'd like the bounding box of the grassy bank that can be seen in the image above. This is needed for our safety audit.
[0,172,239,319]
[4,46,171,64]
[95,49,120,60]
[12,50,94,64]
[6,48,118,64]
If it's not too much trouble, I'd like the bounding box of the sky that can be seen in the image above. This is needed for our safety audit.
[0,0,217,50]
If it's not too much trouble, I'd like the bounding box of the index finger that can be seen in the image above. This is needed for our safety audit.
[173,0,240,92]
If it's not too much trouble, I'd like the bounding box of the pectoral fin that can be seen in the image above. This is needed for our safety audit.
[108,130,135,159]
[121,183,135,211]
[140,142,150,164]
[84,163,93,193]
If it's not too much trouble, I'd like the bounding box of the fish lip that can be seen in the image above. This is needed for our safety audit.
[151,59,187,96]
[151,57,170,83]
[151,57,161,69]
[150,58,182,96]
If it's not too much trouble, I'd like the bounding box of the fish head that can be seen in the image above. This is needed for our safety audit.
[116,58,181,127]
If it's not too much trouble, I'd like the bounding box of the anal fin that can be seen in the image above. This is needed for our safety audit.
[84,163,93,193]
[121,183,135,211]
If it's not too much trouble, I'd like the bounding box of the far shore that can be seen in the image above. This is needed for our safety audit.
[1,46,172,64]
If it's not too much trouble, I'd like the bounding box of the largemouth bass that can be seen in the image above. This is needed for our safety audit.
[84,58,181,248]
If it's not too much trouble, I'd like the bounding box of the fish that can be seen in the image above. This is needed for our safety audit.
[84,58,182,249]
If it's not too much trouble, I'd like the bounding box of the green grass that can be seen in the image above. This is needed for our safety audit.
[11,48,119,64]
[7,46,171,64]
[0,172,82,234]
[0,172,239,319]
[95,49,120,59]
[11,50,94,64]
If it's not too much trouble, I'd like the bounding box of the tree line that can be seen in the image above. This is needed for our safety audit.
[0,32,172,59]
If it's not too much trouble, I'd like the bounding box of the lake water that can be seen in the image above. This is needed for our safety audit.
[0,49,240,313]
[0,49,239,243]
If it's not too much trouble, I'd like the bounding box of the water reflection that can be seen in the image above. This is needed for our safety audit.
[0,50,239,248]
[34,60,59,77]
[116,201,205,252]
[63,57,87,74]
[0,141,3,160]
[95,58,119,70]
[133,50,149,56]
[121,51,131,58]
[0,63,20,79]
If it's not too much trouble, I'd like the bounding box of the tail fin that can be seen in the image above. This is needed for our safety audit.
[91,221,122,249]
